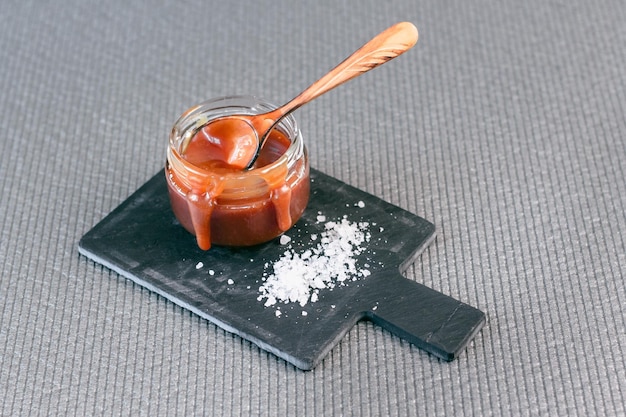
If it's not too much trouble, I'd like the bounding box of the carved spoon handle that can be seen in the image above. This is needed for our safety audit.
[265,22,419,122]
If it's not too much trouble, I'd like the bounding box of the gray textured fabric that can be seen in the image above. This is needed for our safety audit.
[1,0,625,416]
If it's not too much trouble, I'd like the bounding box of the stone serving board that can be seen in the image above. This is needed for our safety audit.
[78,169,485,370]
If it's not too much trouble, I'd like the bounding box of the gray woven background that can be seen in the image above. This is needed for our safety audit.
[1,0,625,415]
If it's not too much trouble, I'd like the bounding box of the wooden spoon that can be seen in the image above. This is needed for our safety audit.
[185,22,418,169]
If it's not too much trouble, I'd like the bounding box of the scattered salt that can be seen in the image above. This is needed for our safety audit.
[316,214,326,223]
[258,214,372,308]
[279,235,292,245]
[302,311,308,316]
[227,278,234,285]
[275,310,282,317]
[357,200,365,208]
[208,269,215,276]
[195,262,204,269]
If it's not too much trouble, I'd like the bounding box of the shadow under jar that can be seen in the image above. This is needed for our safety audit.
[166,96,310,250]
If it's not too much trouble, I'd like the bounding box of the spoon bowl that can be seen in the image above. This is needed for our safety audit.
[182,117,259,170]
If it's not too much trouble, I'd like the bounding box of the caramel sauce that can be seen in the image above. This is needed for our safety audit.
[166,124,309,250]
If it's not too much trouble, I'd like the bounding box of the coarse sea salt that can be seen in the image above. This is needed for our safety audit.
[258,215,371,309]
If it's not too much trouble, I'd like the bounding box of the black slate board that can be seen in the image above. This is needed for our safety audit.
[78,169,485,370]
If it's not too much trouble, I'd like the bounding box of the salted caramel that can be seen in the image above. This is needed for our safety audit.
[165,96,310,250]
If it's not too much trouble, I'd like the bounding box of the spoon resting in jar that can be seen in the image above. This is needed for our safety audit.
[182,21,419,170]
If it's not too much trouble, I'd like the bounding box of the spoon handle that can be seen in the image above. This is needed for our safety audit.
[273,22,418,119]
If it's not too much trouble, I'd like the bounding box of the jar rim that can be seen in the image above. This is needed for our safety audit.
[167,95,303,183]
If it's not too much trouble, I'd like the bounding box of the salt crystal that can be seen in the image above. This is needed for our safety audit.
[258,214,371,308]
[279,235,292,245]
[208,269,215,276]
[275,310,282,317]
[227,279,234,285]
[302,311,308,316]
[195,262,203,269]
[356,200,365,208]
[264,295,277,306]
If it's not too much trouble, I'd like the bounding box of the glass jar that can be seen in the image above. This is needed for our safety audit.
[165,96,310,250]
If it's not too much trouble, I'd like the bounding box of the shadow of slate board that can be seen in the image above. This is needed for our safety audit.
[78,169,485,370]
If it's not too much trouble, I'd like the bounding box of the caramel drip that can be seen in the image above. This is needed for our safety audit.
[186,179,226,250]
[186,191,215,250]
[271,183,293,231]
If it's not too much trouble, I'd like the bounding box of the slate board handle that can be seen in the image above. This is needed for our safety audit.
[361,273,486,361]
